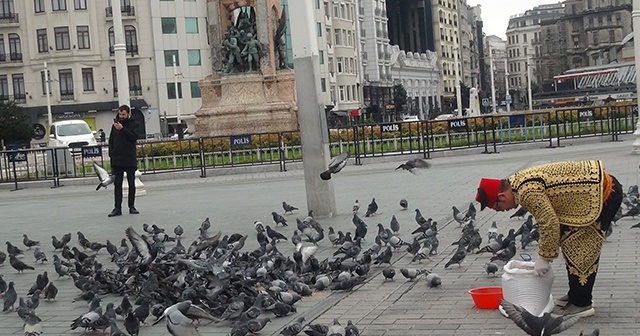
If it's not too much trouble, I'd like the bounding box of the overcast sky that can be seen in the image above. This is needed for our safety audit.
[467,0,564,39]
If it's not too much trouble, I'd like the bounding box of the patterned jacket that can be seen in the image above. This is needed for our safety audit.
[508,160,606,259]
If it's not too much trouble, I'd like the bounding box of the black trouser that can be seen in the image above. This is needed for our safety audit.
[562,175,622,307]
[112,165,137,210]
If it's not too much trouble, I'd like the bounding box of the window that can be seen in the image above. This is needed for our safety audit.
[128,65,141,95]
[315,0,320,9]
[593,31,598,45]
[81,68,94,91]
[52,0,66,11]
[164,50,179,66]
[187,49,201,66]
[185,17,198,33]
[77,26,90,49]
[339,85,345,101]
[167,83,183,99]
[40,70,52,95]
[74,0,86,10]
[12,74,25,100]
[523,33,527,42]
[37,29,48,53]
[0,75,8,101]
[330,86,336,102]
[59,69,74,99]
[316,23,322,37]
[609,29,615,43]
[320,78,326,92]
[328,57,334,73]
[319,50,324,65]
[35,0,45,13]
[161,17,177,34]
[54,27,70,50]
[337,57,343,73]
[8,34,21,60]
[124,25,138,54]
[190,81,201,98]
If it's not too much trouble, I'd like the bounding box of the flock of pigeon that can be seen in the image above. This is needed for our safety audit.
[2,177,637,336]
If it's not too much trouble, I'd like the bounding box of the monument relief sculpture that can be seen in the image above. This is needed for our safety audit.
[195,0,298,137]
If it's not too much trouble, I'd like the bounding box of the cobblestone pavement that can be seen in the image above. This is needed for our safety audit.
[1,136,639,335]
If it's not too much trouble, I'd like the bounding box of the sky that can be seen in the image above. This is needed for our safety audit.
[466,0,563,39]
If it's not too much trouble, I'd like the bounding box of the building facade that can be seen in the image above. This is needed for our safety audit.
[389,45,441,120]
[505,2,564,108]
[0,0,161,139]
[484,35,507,110]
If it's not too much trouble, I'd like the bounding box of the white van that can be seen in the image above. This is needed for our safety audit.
[49,120,98,148]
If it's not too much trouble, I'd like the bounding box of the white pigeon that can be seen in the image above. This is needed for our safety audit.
[93,162,114,191]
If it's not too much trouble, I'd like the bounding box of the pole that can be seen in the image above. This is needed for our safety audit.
[454,41,462,115]
[632,0,640,153]
[489,45,497,114]
[173,54,181,124]
[44,62,52,128]
[527,53,533,111]
[504,58,510,113]
[112,0,130,107]
[289,0,337,218]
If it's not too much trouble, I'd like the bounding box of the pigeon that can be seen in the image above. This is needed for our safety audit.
[22,235,40,249]
[93,161,114,190]
[6,241,23,256]
[399,198,408,209]
[247,317,272,334]
[304,323,329,336]
[174,225,184,238]
[3,281,17,312]
[51,236,66,251]
[124,312,140,336]
[281,316,305,336]
[153,301,221,335]
[109,319,128,336]
[0,274,6,294]
[282,201,299,214]
[272,212,288,226]
[485,262,499,277]
[382,267,396,281]
[352,199,360,214]
[425,273,442,287]
[491,240,517,263]
[500,299,581,336]
[320,152,349,180]
[21,310,43,336]
[510,206,529,219]
[345,320,360,336]
[33,247,48,263]
[365,198,378,217]
[395,158,431,173]
[44,281,58,301]
[266,225,287,241]
[621,203,640,219]
[452,206,466,226]
[465,203,477,220]
[390,215,400,234]
[579,330,600,336]
[9,254,35,273]
[400,268,426,281]
[444,242,467,268]
[327,318,345,336]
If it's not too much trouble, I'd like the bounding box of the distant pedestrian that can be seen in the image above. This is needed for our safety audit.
[108,105,140,217]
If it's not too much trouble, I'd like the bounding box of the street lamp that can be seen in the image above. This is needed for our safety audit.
[632,0,640,154]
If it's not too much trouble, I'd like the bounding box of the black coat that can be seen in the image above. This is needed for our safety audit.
[108,116,139,167]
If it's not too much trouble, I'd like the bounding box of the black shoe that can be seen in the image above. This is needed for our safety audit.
[129,207,139,215]
[108,209,122,217]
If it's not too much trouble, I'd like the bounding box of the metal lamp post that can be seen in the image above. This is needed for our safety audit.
[631,0,640,153]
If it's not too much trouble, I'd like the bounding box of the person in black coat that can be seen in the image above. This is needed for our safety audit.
[108,105,140,217]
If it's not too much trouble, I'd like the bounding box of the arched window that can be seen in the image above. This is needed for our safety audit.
[8,33,21,61]
[108,26,138,55]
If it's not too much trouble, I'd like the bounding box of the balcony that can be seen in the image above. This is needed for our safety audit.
[378,52,384,59]
[0,12,19,24]
[9,52,22,62]
[60,92,75,101]
[13,94,26,104]
[384,52,391,60]
[105,6,136,18]
[0,95,9,102]
[109,44,139,56]
[130,86,143,97]
[376,29,383,38]
[326,44,334,54]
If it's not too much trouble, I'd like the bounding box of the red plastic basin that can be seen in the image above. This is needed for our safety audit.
[468,286,503,309]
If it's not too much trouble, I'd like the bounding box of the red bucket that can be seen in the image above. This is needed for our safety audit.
[468,286,503,309]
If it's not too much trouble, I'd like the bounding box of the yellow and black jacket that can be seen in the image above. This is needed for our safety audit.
[508,160,609,260]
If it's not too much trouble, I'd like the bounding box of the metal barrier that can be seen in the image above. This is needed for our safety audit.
[1,105,637,187]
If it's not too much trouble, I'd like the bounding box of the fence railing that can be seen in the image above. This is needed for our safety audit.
[1,105,637,188]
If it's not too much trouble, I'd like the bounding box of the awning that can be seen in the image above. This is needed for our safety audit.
[24,99,149,120]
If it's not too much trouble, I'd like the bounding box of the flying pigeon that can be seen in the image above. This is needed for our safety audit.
[501,299,581,336]
[320,152,349,180]
[395,158,431,173]
[93,162,114,191]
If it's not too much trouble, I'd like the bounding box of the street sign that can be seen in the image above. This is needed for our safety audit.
[230,134,252,147]
[82,146,102,158]
[482,98,490,107]
[8,151,27,163]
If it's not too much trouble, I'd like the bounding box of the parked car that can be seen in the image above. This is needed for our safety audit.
[49,120,98,148]
[433,114,455,120]
[402,115,420,122]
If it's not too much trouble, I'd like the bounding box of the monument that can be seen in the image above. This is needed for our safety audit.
[195,0,298,136]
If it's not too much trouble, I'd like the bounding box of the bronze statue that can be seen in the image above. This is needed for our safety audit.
[274,11,288,69]
[222,30,242,74]
[241,32,262,71]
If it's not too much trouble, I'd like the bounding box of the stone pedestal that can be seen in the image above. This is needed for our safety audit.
[194,70,298,136]
[122,170,146,197]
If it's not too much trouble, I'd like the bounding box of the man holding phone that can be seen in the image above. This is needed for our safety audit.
[108,104,140,217]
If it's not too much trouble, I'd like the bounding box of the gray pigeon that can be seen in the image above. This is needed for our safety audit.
[444,242,467,268]
[485,262,499,277]
[395,158,431,173]
[3,281,17,312]
[382,267,396,281]
[400,268,426,281]
[0,274,6,294]
[21,310,42,336]
[320,152,349,180]
[33,247,47,263]
[345,320,359,336]
[501,299,581,336]
[390,215,400,234]
[93,162,114,190]
[281,316,305,336]
[365,198,378,217]
[153,301,221,335]
[425,273,442,287]
[327,318,344,336]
